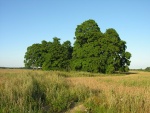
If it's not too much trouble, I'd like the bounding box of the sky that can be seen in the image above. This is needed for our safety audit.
[0,0,150,69]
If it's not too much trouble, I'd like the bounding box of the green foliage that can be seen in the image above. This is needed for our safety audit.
[145,67,150,72]
[24,43,44,68]
[72,19,103,73]
[24,37,73,71]
[72,19,131,73]
[106,64,115,74]
[24,19,131,73]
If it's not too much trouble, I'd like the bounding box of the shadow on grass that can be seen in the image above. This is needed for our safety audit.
[114,71,138,75]
[126,72,138,75]
[29,76,48,112]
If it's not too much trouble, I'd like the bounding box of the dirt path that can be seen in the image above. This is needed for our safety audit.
[65,104,87,113]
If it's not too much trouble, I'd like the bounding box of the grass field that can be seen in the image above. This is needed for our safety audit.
[0,69,150,113]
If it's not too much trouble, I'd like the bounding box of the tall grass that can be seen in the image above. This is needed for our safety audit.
[0,69,150,113]
[0,70,91,113]
[0,72,33,112]
[85,87,150,113]
[83,72,150,113]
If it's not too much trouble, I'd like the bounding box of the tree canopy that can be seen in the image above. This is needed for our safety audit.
[24,19,131,73]
[24,37,72,70]
[72,19,131,73]
[145,67,150,72]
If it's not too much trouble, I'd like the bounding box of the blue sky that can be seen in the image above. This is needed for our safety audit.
[0,0,150,69]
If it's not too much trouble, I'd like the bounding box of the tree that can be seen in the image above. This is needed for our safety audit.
[72,19,131,73]
[103,28,131,72]
[145,67,150,72]
[24,38,73,70]
[42,37,73,70]
[61,41,73,70]
[72,19,103,72]
[24,43,43,68]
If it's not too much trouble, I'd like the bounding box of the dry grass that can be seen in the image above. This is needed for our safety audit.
[67,71,150,89]
[0,69,150,113]
[0,69,91,113]
[67,71,150,113]
[0,69,31,74]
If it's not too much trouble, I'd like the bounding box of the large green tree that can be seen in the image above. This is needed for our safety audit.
[72,19,103,72]
[42,38,72,70]
[103,28,131,73]
[24,43,43,68]
[42,37,63,70]
[72,19,131,73]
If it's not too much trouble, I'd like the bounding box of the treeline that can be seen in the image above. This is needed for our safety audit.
[131,67,150,72]
[145,67,150,72]
[0,67,25,69]
[24,19,131,73]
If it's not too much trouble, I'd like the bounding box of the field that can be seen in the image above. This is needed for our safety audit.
[0,69,150,113]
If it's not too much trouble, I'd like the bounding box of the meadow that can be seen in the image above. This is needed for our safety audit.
[0,69,150,113]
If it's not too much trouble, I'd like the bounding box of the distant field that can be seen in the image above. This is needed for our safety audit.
[0,69,150,113]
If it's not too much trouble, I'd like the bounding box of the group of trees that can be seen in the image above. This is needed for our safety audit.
[145,67,150,72]
[24,19,131,73]
[24,38,72,71]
